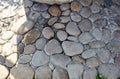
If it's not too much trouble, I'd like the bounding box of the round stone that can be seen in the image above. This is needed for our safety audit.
[44,39,62,55]
[57,30,68,41]
[53,23,65,29]
[89,13,102,22]
[91,28,102,40]
[72,56,85,64]
[48,17,58,26]
[24,45,35,54]
[59,16,71,23]
[89,41,105,48]
[79,19,92,32]
[62,10,70,16]
[86,57,99,67]
[71,1,82,11]
[62,41,84,56]
[70,12,81,22]
[80,0,93,6]
[28,11,40,21]
[41,12,50,19]
[18,55,31,64]
[112,30,120,41]
[90,2,101,13]
[0,64,9,79]
[60,3,70,11]
[2,31,14,40]
[42,27,54,39]
[67,36,79,42]
[80,7,91,18]
[48,5,61,16]
[66,22,80,36]
[31,51,49,67]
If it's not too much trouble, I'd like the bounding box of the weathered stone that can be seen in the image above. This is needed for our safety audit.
[70,12,81,22]
[79,32,93,44]
[62,10,70,16]
[35,66,52,79]
[28,11,40,21]
[31,51,49,66]
[24,45,35,54]
[71,1,82,12]
[115,54,120,67]
[60,3,70,11]
[48,5,61,16]
[86,57,99,67]
[17,43,24,54]
[5,53,18,67]
[89,13,102,22]
[0,64,9,79]
[50,54,71,68]
[80,7,91,18]
[89,41,105,48]
[23,0,33,7]
[57,30,68,41]
[2,31,14,40]
[72,56,85,64]
[53,23,65,29]
[82,49,97,59]
[67,36,79,42]
[48,17,58,26]
[42,27,54,39]
[112,30,120,41]
[8,64,34,79]
[53,67,69,79]
[41,12,50,19]
[62,41,83,56]
[83,68,97,79]
[22,28,41,44]
[66,22,80,36]
[0,55,5,64]
[98,64,120,79]
[59,16,71,23]
[35,38,47,50]
[80,0,93,6]
[90,2,101,13]
[79,19,92,32]
[91,28,102,40]
[18,55,31,64]
[67,63,84,79]
[44,39,62,55]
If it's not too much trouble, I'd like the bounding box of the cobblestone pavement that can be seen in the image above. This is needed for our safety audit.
[0,0,120,79]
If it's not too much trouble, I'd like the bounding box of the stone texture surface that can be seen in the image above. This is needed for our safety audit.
[71,1,82,11]
[24,45,35,54]
[57,30,68,41]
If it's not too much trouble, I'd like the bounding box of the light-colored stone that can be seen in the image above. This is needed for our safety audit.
[48,17,58,26]
[31,51,49,66]
[79,19,92,32]
[0,64,9,79]
[53,23,65,29]
[67,63,84,79]
[97,49,111,63]
[62,41,83,56]
[89,41,105,48]
[2,31,14,40]
[71,1,82,11]
[82,49,97,59]
[80,7,91,18]
[80,0,93,6]
[62,10,70,16]
[18,55,31,64]
[42,27,54,39]
[23,0,33,7]
[67,36,79,42]
[0,39,6,45]
[70,12,81,22]
[98,64,120,79]
[90,2,101,13]
[24,45,35,54]
[60,3,70,11]
[57,30,68,41]
[5,53,18,67]
[8,64,34,79]
[48,5,61,16]
[44,39,62,55]
[22,28,41,44]
[83,68,97,79]
[72,56,85,64]
[35,38,47,50]
[66,22,80,36]
[53,67,69,79]
[89,13,102,22]
[79,32,93,44]
[35,66,52,79]
[42,12,50,19]
[50,54,71,68]
[91,28,102,40]
[86,57,99,68]
[59,16,71,23]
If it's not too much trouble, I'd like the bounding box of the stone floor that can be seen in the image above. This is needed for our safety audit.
[0,0,120,79]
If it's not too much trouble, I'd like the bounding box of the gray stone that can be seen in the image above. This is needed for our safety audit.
[112,30,120,41]
[42,27,54,39]
[60,3,70,11]
[53,67,69,79]
[53,23,65,29]
[28,11,40,21]
[57,30,68,41]
[80,7,91,18]
[62,41,83,56]
[41,12,50,19]
[67,36,79,42]
[67,63,84,79]
[98,64,120,79]
[0,55,5,64]
[48,17,58,26]
[82,49,97,59]
[91,28,102,40]
[89,41,105,48]
[89,13,102,22]
[86,57,99,68]
[83,68,97,79]
[79,19,92,32]
[59,16,71,23]
[0,64,9,79]
[70,12,81,22]
[90,2,101,13]
[50,54,71,68]
[66,22,80,36]
[8,64,34,79]
[44,39,62,55]
[35,66,52,79]
[79,32,93,44]
[18,55,31,64]
[97,49,111,63]
[24,45,36,54]
[31,51,49,66]
[80,0,93,6]
[62,10,70,16]
[23,0,33,7]
[72,56,85,64]
[35,38,47,50]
